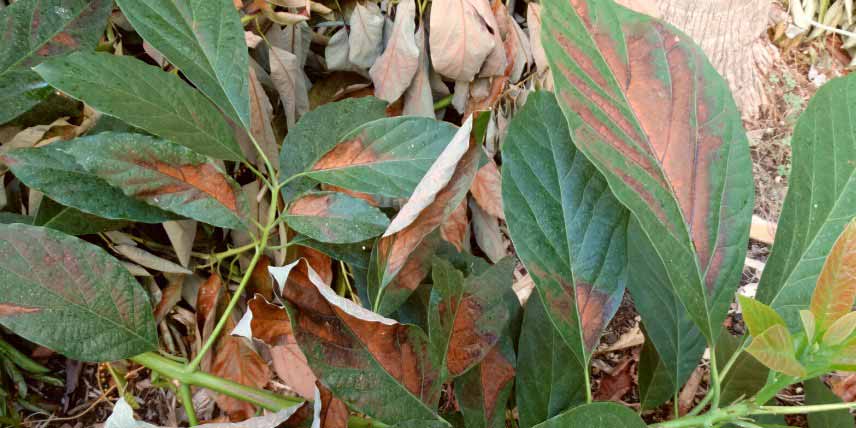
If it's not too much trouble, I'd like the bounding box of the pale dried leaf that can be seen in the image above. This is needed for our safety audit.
[479,0,507,78]
[121,261,151,277]
[452,81,469,114]
[115,245,191,274]
[248,67,279,168]
[510,18,532,83]
[384,116,474,236]
[527,3,548,73]
[429,0,496,81]
[268,22,314,68]
[471,159,504,220]
[245,31,263,48]
[325,28,361,72]
[369,0,419,102]
[163,220,197,268]
[348,3,385,68]
[402,25,434,117]
[470,199,505,263]
[270,45,310,127]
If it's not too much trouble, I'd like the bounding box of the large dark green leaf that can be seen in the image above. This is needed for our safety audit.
[2,145,176,223]
[805,378,854,428]
[115,0,250,129]
[280,97,388,202]
[532,402,647,428]
[0,223,157,361]
[35,197,128,235]
[34,52,244,160]
[303,117,459,199]
[758,74,856,329]
[502,91,629,368]
[278,259,449,426]
[60,133,249,229]
[0,0,112,123]
[637,333,676,411]
[283,191,389,244]
[516,293,587,428]
[627,220,707,404]
[542,0,754,340]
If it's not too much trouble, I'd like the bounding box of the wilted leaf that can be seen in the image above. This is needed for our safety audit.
[503,92,628,367]
[35,197,128,236]
[279,259,448,425]
[370,118,481,314]
[810,220,856,335]
[115,0,250,128]
[440,200,468,252]
[270,45,310,128]
[455,346,515,428]
[429,0,496,82]
[805,378,854,428]
[470,199,505,264]
[594,355,635,402]
[516,293,587,428]
[542,0,754,340]
[746,324,806,377]
[279,97,388,201]
[370,0,419,102]
[470,160,504,220]
[0,223,157,361]
[402,25,434,118]
[283,192,389,244]
[163,220,197,268]
[532,402,647,428]
[115,244,192,275]
[527,3,548,73]
[348,2,385,68]
[34,53,244,160]
[738,295,788,337]
[211,312,272,420]
[3,145,176,223]
[61,133,250,229]
[306,116,458,199]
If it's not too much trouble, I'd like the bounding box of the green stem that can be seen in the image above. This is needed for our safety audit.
[178,383,199,426]
[753,374,796,406]
[755,402,856,415]
[708,346,722,410]
[0,338,50,374]
[650,403,752,428]
[434,94,453,111]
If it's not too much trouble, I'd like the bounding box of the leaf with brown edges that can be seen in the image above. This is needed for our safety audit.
[810,219,856,334]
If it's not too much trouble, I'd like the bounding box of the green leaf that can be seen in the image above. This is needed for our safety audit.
[542,0,754,340]
[802,310,818,343]
[34,52,244,161]
[637,332,676,411]
[831,337,856,370]
[715,329,767,405]
[279,259,449,426]
[35,197,128,235]
[516,293,587,428]
[502,91,629,367]
[627,219,707,402]
[738,295,788,337]
[0,0,112,76]
[2,145,176,223]
[280,97,388,201]
[0,70,52,125]
[454,344,515,428]
[532,402,647,428]
[283,191,389,244]
[810,219,856,335]
[0,213,32,225]
[0,223,157,361]
[115,0,250,129]
[804,378,854,428]
[290,236,372,270]
[428,258,514,378]
[757,74,856,330]
[61,133,250,229]
[745,325,806,377]
[303,117,459,199]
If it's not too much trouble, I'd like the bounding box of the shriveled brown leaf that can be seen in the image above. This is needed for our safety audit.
[429,0,496,82]
[369,0,419,102]
[115,245,191,274]
[153,280,183,324]
[470,159,504,220]
[248,256,275,301]
[440,199,468,251]
[197,275,224,371]
[296,246,333,285]
[478,0,507,78]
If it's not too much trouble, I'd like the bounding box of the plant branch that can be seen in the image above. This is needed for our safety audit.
[178,383,199,426]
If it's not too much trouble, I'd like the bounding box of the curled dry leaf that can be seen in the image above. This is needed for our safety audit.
[429,0,496,82]
[470,159,504,220]
[370,0,419,102]
[348,2,385,68]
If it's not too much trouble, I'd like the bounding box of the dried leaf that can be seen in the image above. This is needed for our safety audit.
[370,0,419,102]
[594,356,635,402]
[440,199,468,251]
[470,199,505,264]
[270,45,310,128]
[527,3,548,73]
[115,245,192,275]
[429,0,496,81]
[402,25,434,117]
[211,318,272,420]
[325,28,360,72]
[105,397,303,428]
[470,159,504,220]
[248,67,279,169]
[163,220,197,268]
[348,3,385,68]
[314,383,350,428]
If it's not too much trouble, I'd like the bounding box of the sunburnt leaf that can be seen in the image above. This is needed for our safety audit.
[0,223,157,361]
[2,145,176,223]
[809,219,856,334]
[279,97,388,202]
[542,0,754,340]
[61,133,250,229]
[34,52,244,160]
[115,0,250,128]
[283,191,389,244]
[279,259,449,425]
[369,117,481,315]
[305,117,459,199]
[531,402,647,428]
[757,74,856,329]
[746,324,806,377]
[502,92,629,366]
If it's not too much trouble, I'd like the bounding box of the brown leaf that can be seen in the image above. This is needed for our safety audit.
[470,159,504,220]
[272,339,318,400]
[455,347,515,423]
[678,367,704,416]
[811,220,856,332]
[370,0,419,102]
[248,256,275,301]
[153,280,183,324]
[197,275,224,371]
[402,25,435,118]
[270,44,310,128]
[296,246,333,286]
[247,67,279,169]
[478,0,507,78]
[210,330,272,421]
[832,374,856,402]
[315,382,350,428]
[163,220,197,268]
[440,199,469,251]
[594,355,635,402]
[429,0,496,81]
